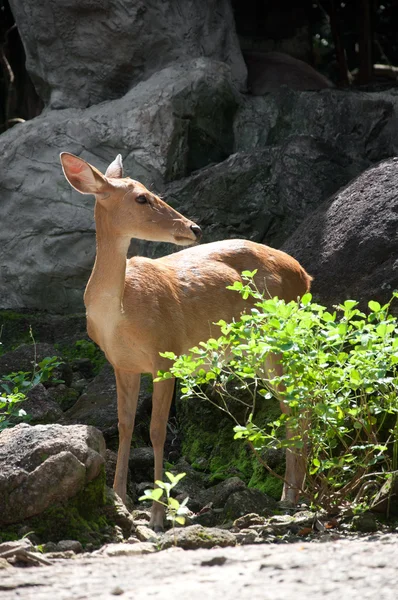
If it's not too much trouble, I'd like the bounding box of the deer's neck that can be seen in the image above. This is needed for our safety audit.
[84,203,130,318]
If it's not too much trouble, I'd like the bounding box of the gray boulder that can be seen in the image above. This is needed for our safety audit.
[223,488,277,520]
[235,88,398,163]
[0,59,238,312]
[282,157,398,311]
[9,0,246,109]
[140,136,352,256]
[0,423,105,525]
[63,364,152,439]
[14,383,64,425]
[0,343,62,378]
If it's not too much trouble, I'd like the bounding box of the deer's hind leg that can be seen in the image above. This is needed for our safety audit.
[264,354,307,505]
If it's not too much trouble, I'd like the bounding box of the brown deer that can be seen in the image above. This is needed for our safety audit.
[60,152,312,531]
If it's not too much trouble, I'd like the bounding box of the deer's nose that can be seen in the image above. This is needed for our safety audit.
[190,224,202,240]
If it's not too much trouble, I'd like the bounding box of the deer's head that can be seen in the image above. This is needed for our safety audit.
[60,153,201,245]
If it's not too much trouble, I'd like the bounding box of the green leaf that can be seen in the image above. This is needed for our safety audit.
[242,269,258,278]
[154,480,166,490]
[175,516,186,525]
[344,300,359,310]
[168,497,180,510]
[368,300,381,312]
[151,488,164,501]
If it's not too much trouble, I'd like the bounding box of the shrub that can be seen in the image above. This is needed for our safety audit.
[159,272,398,513]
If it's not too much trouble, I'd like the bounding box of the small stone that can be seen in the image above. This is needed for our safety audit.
[111,586,125,595]
[129,447,154,483]
[135,525,159,543]
[0,558,14,569]
[233,513,267,529]
[104,488,134,538]
[96,542,157,556]
[291,510,316,528]
[56,540,83,554]
[267,515,295,532]
[131,509,151,523]
[351,513,379,533]
[126,536,140,544]
[42,542,58,553]
[200,555,228,567]
[45,551,76,559]
[159,524,236,550]
[234,529,260,545]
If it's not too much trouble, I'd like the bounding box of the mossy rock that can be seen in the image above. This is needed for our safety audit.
[159,524,236,550]
[176,390,284,499]
[0,310,86,354]
[0,468,124,547]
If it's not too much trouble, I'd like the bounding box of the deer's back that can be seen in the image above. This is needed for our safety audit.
[121,239,311,363]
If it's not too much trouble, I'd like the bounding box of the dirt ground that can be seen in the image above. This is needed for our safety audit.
[1,535,398,600]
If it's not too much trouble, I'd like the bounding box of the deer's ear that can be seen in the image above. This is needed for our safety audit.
[60,153,109,195]
[105,154,123,179]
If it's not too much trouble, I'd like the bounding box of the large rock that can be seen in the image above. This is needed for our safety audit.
[63,364,152,441]
[139,136,352,257]
[0,423,105,525]
[235,88,398,162]
[0,59,238,312]
[9,0,246,109]
[282,157,398,311]
[2,67,398,316]
[14,383,64,425]
[0,343,71,385]
[0,343,59,377]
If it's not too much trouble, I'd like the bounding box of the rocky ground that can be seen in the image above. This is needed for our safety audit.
[1,534,398,600]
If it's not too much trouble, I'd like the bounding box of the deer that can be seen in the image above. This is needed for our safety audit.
[60,152,313,531]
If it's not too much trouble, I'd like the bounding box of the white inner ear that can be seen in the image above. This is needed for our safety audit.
[105,155,123,179]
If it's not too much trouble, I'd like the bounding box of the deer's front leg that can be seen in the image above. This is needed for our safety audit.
[149,377,176,532]
[113,369,141,502]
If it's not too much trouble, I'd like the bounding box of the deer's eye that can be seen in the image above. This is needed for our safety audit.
[135,194,148,204]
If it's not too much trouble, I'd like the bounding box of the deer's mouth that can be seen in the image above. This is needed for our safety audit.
[173,234,198,246]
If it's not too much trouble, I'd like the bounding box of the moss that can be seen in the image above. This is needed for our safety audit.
[248,460,284,499]
[26,468,108,546]
[196,530,215,541]
[57,339,106,376]
[0,311,34,352]
[0,310,87,354]
[177,393,284,496]
[0,527,20,544]
[0,467,121,548]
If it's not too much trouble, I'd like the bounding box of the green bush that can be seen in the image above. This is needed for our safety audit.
[159,272,398,513]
